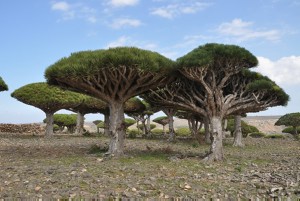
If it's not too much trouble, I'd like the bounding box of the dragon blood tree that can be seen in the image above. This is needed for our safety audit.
[0,76,8,91]
[145,43,289,162]
[45,47,174,157]
[11,82,85,137]
[69,95,107,135]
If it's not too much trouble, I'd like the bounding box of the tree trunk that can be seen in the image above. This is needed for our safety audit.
[146,115,151,135]
[104,113,109,136]
[45,112,54,138]
[75,111,85,135]
[223,119,228,138]
[106,102,125,157]
[168,113,175,141]
[163,125,166,135]
[203,116,224,162]
[204,118,211,144]
[233,115,244,147]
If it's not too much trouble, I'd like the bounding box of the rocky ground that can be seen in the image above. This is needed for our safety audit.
[0,133,299,200]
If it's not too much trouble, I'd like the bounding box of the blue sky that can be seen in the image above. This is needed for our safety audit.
[0,0,299,123]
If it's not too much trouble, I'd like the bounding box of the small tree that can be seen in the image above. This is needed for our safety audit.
[45,47,174,157]
[52,113,77,133]
[275,113,300,137]
[11,82,85,137]
[0,76,8,91]
[153,116,169,135]
[124,118,136,129]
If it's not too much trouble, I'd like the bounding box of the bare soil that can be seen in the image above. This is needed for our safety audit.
[0,134,299,200]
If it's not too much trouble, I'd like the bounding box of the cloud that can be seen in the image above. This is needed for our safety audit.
[51,1,97,23]
[217,19,281,42]
[151,2,211,19]
[51,1,70,11]
[110,18,142,29]
[105,36,158,51]
[109,0,139,7]
[255,56,300,86]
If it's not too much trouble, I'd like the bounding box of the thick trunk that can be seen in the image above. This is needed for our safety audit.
[45,112,54,138]
[163,125,166,135]
[168,114,175,141]
[75,111,85,135]
[104,113,109,136]
[204,118,211,144]
[136,121,140,135]
[223,119,228,138]
[233,115,244,147]
[107,102,125,157]
[203,117,224,162]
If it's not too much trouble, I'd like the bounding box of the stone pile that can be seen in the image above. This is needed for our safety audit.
[0,123,45,134]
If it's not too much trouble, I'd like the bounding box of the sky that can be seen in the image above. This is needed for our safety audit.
[0,0,299,123]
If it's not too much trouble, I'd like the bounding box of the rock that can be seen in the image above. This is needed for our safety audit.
[131,187,137,192]
[35,186,41,192]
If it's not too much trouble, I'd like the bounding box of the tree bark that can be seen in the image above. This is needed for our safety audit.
[146,115,151,135]
[233,115,244,147]
[168,114,175,141]
[203,116,224,162]
[104,113,109,136]
[106,102,125,157]
[45,112,54,138]
[75,111,85,135]
[188,117,203,144]
[204,118,211,144]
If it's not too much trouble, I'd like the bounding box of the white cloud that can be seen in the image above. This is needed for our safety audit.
[51,2,97,23]
[217,19,281,42]
[109,0,139,7]
[151,2,211,19]
[255,56,300,85]
[51,1,70,11]
[110,18,142,29]
[105,36,158,51]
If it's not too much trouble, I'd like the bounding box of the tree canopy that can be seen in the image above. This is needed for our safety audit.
[11,82,85,113]
[275,112,300,135]
[0,76,8,91]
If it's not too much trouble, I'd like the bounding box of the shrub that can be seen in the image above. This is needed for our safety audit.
[137,123,156,131]
[176,127,191,137]
[151,128,165,135]
[282,126,300,135]
[227,119,259,137]
[265,134,285,139]
[249,132,266,138]
[127,129,139,138]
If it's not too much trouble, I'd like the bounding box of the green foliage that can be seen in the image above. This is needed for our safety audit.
[227,119,259,137]
[88,144,108,154]
[125,97,146,114]
[0,76,8,91]
[97,121,105,129]
[176,43,258,69]
[175,127,191,137]
[72,95,107,114]
[265,134,285,139]
[124,118,136,128]
[11,82,85,113]
[53,124,60,132]
[45,47,175,84]
[249,132,266,138]
[275,113,300,128]
[151,128,165,135]
[127,129,139,139]
[282,126,300,135]
[153,116,169,126]
[137,123,156,131]
[93,120,102,126]
[53,114,77,130]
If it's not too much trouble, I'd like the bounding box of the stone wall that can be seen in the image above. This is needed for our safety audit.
[0,123,45,134]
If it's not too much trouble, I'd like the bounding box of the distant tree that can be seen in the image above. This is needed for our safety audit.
[0,76,8,91]
[153,116,169,135]
[275,112,300,137]
[124,118,136,129]
[52,113,77,133]
[93,120,103,133]
[69,95,107,135]
[176,110,204,144]
[11,82,85,137]
[45,47,174,157]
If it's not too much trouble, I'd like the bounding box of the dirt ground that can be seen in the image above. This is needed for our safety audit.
[0,134,299,200]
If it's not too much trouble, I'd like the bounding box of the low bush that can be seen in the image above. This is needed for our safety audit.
[127,129,139,139]
[176,127,191,137]
[249,132,266,138]
[227,119,259,137]
[265,134,285,139]
[151,128,165,135]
